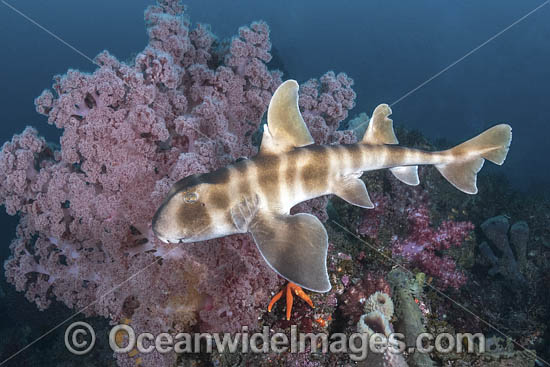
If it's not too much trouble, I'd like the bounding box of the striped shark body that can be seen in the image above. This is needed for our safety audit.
[152,80,512,293]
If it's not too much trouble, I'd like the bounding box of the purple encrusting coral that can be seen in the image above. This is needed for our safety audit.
[0,0,356,365]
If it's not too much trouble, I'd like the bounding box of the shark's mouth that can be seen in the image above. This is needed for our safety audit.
[155,235,185,244]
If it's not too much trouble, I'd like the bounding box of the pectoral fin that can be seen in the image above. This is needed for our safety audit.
[249,212,331,292]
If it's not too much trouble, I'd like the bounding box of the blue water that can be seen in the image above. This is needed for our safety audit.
[1,0,549,192]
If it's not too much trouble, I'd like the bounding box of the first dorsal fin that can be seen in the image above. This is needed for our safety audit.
[260,80,314,155]
[362,104,398,145]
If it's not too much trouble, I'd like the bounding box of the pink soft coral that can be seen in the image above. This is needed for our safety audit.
[391,202,473,289]
[1,1,356,365]
[357,191,390,238]
[356,174,473,289]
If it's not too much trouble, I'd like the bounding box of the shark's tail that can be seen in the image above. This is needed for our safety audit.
[435,124,512,194]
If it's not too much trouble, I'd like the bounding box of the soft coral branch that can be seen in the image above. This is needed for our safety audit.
[392,204,474,289]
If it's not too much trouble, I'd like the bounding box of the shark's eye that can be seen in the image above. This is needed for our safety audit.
[183,191,199,203]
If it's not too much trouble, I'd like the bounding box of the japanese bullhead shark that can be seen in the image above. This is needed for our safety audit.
[152,79,511,293]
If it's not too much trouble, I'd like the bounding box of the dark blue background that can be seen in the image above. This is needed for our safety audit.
[1,0,549,198]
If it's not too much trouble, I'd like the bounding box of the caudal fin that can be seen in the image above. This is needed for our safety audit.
[435,124,512,194]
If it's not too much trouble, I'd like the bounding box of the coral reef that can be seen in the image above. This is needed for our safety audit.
[355,170,474,289]
[0,1,356,365]
[357,191,390,239]
[391,202,474,289]
[392,184,474,288]
[340,128,546,366]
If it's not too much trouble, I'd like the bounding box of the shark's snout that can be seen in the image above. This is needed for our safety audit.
[152,204,184,244]
[152,223,186,244]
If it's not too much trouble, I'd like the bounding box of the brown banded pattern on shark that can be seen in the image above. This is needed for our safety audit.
[152,79,512,293]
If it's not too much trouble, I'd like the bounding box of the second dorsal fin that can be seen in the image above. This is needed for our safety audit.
[362,104,398,145]
[259,80,314,155]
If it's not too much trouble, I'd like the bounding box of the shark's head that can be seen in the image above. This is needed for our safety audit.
[152,174,214,244]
